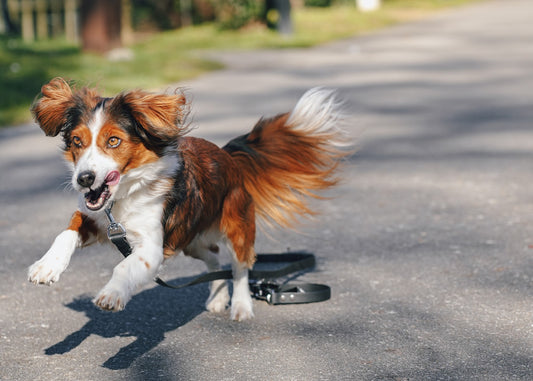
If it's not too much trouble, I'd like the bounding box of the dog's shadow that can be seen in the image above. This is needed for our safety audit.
[45,277,209,370]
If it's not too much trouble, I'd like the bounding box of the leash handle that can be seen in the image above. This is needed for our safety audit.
[249,281,331,305]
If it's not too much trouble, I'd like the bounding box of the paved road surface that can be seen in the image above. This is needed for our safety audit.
[1,0,532,379]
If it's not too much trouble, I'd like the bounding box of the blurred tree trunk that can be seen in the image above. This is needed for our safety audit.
[180,0,192,27]
[1,0,17,34]
[121,0,133,45]
[80,0,122,52]
[36,0,48,40]
[65,0,79,43]
[21,0,34,41]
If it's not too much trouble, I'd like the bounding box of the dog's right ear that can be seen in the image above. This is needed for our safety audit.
[31,78,75,137]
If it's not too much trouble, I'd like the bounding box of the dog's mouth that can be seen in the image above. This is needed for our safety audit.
[84,171,120,211]
[84,183,110,211]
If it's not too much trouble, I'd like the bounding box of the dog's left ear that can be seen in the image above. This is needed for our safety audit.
[112,90,188,150]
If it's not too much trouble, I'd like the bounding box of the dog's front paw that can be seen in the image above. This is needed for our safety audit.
[93,285,130,312]
[28,256,67,285]
[230,297,254,321]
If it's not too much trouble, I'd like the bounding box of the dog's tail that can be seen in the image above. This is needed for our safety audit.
[223,88,351,229]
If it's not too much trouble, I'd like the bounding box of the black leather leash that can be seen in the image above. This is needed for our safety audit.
[156,252,331,305]
[104,203,330,305]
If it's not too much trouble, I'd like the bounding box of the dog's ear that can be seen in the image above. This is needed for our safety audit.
[32,78,101,137]
[111,90,188,150]
[31,78,75,137]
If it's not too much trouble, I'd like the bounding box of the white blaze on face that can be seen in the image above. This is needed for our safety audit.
[72,107,118,193]
[70,106,122,213]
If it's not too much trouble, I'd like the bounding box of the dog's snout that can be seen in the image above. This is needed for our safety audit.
[77,170,96,188]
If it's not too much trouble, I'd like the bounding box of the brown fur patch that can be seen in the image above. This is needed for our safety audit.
[139,257,151,269]
[65,125,92,163]
[32,78,101,137]
[225,113,346,229]
[220,187,256,267]
[162,137,257,266]
[31,78,75,137]
[121,90,187,135]
[109,90,189,155]
[67,210,99,244]
[96,122,159,173]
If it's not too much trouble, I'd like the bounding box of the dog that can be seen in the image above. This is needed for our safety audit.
[27,78,349,320]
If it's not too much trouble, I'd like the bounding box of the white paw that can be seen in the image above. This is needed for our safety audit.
[93,285,130,312]
[206,281,230,313]
[28,230,78,286]
[28,255,67,285]
[230,297,254,321]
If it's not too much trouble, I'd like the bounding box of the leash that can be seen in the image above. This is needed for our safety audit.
[104,202,330,305]
[155,252,331,305]
[104,202,132,257]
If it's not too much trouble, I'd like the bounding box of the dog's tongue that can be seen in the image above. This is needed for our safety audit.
[105,170,120,186]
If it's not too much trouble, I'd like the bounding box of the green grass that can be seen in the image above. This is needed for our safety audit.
[0,0,483,126]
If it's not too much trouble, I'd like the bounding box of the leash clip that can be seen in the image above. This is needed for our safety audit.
[104,201,133,257]
[107,222,127,240]
[249,281,279,305]
[105,202,127,239]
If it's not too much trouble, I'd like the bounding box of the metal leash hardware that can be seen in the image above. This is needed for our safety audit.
[156,251,331,305]
[249,279,331,305]
[104,201,133,257]
[101,203,330,304]
[249,281,280,304]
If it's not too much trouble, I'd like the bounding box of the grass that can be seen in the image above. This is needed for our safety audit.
[0,0,483,126]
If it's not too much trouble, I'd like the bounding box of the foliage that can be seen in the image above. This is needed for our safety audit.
[0,36,221,126]
[0,0,485,126]
[210,0,264,30]
[304,0,332,8]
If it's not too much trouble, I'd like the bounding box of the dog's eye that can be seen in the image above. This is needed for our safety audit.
[72,136,82,148]
[107,137,121,148]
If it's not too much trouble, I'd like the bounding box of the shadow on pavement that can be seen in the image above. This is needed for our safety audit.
[45,278,208,370]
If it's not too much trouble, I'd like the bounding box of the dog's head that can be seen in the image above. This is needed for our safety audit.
[32,77,187,212]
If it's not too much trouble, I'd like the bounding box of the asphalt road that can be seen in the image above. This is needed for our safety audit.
[1,0,533,379]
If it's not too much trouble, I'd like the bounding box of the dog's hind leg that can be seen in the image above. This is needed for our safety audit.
[185,235,230,313]
[221,188,256,321]
[228,252,254,321]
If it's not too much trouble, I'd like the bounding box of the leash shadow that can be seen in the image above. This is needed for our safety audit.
[45,278,208,370]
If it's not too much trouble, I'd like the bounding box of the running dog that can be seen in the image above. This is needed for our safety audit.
[28,78,348,320]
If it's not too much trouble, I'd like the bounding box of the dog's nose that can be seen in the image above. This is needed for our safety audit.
[77,170,96,188]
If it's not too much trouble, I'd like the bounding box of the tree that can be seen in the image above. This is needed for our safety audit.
[80,0,123,52]
[1,0,17,34]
